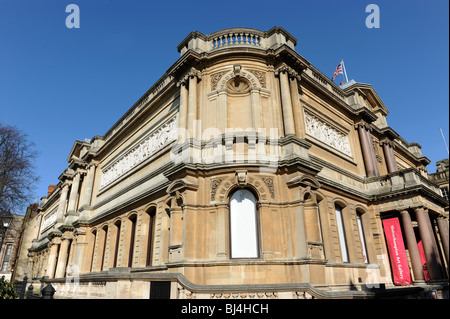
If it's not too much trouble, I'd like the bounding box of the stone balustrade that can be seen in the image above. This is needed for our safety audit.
[177,27,297,56]
[367,168,442,197]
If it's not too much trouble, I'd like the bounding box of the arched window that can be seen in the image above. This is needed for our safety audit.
[146,208,156,267]
[335,204,349,263]
[356,210,369,264]
[100,225,108,271]
[113,220,121,268]
[229,189,259,258]
[90,229,97,272]
[128,215,137,267]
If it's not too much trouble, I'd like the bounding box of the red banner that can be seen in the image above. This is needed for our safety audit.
[417,241,431,281]
[383,218,412,285]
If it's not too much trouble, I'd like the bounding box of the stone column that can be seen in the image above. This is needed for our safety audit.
[278,71,296,136]
[289,76,305,137]
[46,242,60,278]
[178,81,189,141]
[55,238,71,278]
[400,210,424,282]
[415,207,441,280]
[357,123,379,177]
[187,70,200,140]
[56,183,70,222]
[67,172,81,213]
[436,217,449,274]
[381,140,399,173]
[80,164,96,208]
[424,210,444,276]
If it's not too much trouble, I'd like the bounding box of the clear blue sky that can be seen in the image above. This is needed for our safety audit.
[1,0,448,214]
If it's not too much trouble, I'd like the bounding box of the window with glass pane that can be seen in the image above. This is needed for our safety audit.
[357,213,369,263]
[1,244,12,271]
[335,205,349,263]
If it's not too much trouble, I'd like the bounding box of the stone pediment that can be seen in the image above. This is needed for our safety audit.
[66,139,91,164]
[166,178,199,195]
[342,81,389,116]
[287,174,321,190]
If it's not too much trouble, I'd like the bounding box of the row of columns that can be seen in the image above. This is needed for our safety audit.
[55,163,97,225]
[178,68,201,141]
[45,164,97,278]
[177,64,305,141]
[356,122,401,177]
[275,64,304,137]
[381,139,399,173]
[399,208,448,282]
[356,122,380,177]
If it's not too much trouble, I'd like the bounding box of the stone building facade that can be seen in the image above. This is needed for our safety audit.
[1,213,24,281]
[19,27,448,299]
[429,159,449,207]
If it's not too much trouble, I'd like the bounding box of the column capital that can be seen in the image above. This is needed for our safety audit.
[60,180,72,188]
[354,120,371,131]
[380,138,395,148]
[87,162,98,169]
[274,63,301,81]
[179,67,202,86]
[414,206,425,213]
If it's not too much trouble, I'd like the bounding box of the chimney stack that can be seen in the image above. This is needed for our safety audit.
[47,184,57,197]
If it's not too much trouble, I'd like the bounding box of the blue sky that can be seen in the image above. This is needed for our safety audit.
[0,0,448,213]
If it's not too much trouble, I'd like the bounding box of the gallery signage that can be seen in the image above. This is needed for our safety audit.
[382,217,412,285]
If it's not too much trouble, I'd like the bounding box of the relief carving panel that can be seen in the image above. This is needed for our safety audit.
[100,115,178,189]
[304,111,352,157]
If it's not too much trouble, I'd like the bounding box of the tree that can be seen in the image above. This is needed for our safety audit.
[0,276,18,299]
[0,122,39,213]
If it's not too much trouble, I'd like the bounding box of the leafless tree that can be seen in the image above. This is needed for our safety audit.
[0,122,39,213]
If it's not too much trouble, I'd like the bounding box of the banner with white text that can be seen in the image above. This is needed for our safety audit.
[382,217,412,285]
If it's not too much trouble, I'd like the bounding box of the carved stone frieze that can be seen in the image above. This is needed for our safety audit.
[100,115,178,189]
[304,111,352,157]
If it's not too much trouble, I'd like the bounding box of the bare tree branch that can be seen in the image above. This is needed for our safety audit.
[0,122,39,213]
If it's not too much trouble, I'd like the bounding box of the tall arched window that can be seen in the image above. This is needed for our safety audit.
[146,208,156,267]
[229,189,259,258]
[335,204,349,263]
[128,215,137,267]
[356,210,369,264]
[100,225,108,271]
[90,229,97,272]
[113,220,121,268]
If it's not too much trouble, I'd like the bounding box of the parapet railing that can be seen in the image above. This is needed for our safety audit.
[177,27,297,56]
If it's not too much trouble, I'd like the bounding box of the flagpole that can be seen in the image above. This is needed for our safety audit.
[341,59,349,83]
[440,128,449,155]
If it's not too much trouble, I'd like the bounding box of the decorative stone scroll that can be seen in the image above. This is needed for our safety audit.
[210,178,224,201]
[248,69,266,88]
[304,111,352,157]
[100,115,178,189]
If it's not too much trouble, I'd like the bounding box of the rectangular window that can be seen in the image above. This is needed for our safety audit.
[1,244,12,272]
[357,213,369,264]
[335,206,349,263]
